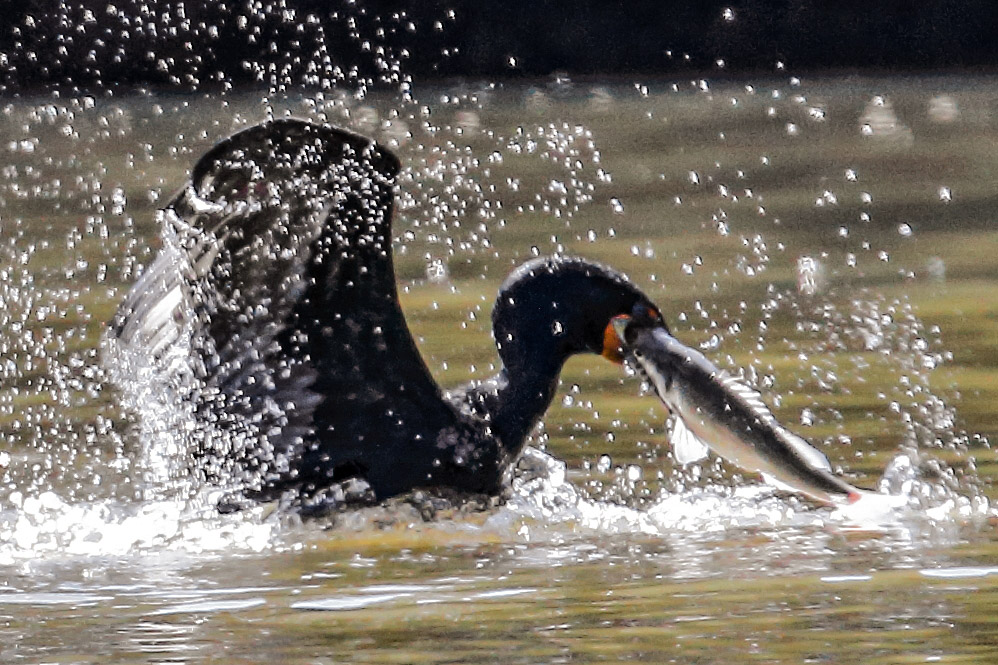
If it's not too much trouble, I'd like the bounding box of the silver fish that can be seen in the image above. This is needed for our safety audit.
[615,318,863,505]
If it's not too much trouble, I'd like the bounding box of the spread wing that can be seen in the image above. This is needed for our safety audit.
[107,120,451,499]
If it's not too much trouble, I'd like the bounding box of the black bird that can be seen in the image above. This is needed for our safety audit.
[107,119,667,510]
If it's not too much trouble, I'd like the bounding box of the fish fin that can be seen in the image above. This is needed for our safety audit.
[670,414,710,465]
[719,373,774,423]
[832,490,907,524]
[781,431,833,471]
[760,472,799,493]
[719,373,834,473]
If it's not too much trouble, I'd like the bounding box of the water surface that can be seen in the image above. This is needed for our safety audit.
[1,78,997,663]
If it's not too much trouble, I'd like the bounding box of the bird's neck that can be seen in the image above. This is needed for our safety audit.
[467,352,564,461]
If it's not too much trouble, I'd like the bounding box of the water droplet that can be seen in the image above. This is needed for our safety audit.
[699,335,721,351]
[426,258,448,283]
[796,256,825,295]
[800,408,815,427]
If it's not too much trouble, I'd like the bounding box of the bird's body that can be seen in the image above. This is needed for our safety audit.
[107,119,658,509]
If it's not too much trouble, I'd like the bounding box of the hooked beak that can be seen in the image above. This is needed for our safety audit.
[603,310,666,364]
[611,315,630,341]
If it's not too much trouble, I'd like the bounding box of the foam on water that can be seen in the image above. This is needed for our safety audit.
[0,433,987,570]
[0,491,278,567]
[495,446,990,539]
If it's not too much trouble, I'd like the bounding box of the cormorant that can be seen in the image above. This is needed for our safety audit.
[107,119,668,510]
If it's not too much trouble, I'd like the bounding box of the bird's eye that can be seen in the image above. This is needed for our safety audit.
[631,302,660,322]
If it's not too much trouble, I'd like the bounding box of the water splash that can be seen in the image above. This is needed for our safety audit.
[0,493,277,566]
[500,446,988,539]
[0,6,993,567]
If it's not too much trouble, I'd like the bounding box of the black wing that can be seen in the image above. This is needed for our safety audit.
[109,120,466,500]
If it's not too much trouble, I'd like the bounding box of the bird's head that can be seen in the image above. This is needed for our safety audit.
[492,256,668,374]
